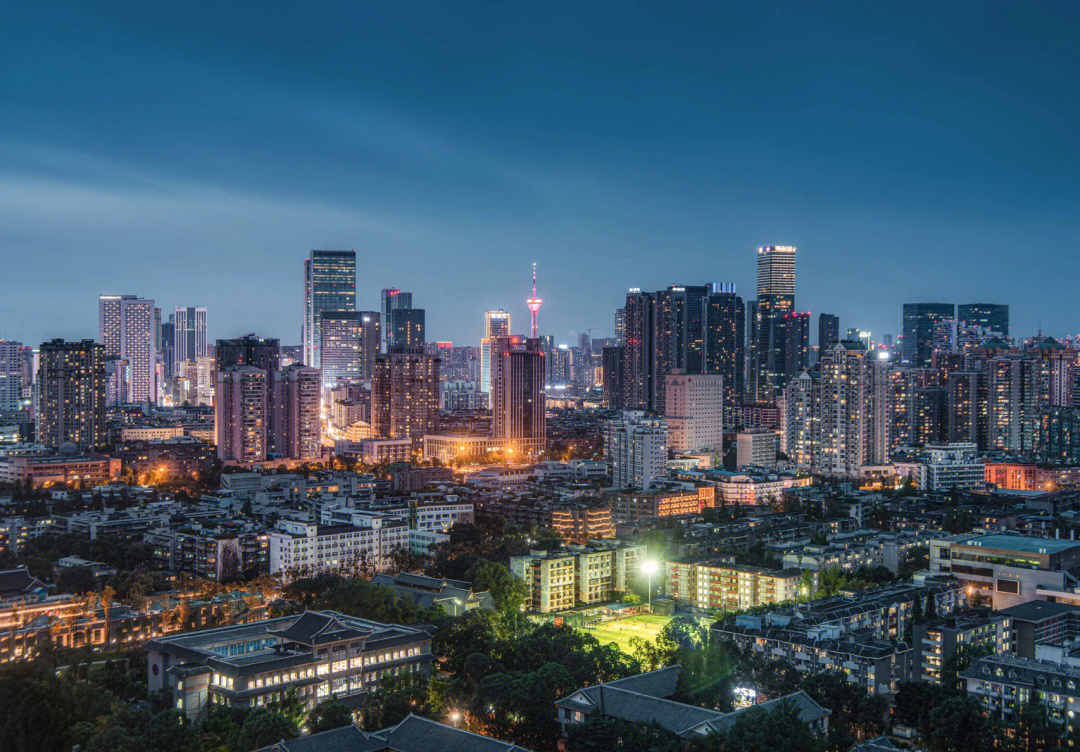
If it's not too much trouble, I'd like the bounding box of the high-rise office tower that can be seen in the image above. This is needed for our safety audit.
[602,346,625,409]
[664,372,724,453]
[388,308,425,349]
[751,246,796,402]
[380,288,413,351]
[480,310,511,394]
[0,341,21,412]
[270,365,321,459]
[526,263,542,339]
[37,339,106,450]
[357,312,381,380]
[98,294,134,358]
[902,303,955,367]
[303,249,357,368]
[958,303,1009,337]
[604,412,668,490]
[818,314,840,354]
[490,336,546,457]
[319,310,364,390]
[614,308,626,347]
[704,285,745,412]
[372,346,440,441]
[174,306,208,365]
[215,367,268,463]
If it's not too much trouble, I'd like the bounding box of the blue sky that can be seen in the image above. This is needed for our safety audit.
[3,1,1079,347]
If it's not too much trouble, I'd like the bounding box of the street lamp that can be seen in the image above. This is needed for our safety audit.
[641,560,658,612]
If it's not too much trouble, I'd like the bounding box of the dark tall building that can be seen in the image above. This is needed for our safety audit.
[37,339,107,450]
[380,288,413,352]
[622,290,657,412]
[818,313,840,354]
[902,303,955,367]
[602,346,625,409]
[215,335,281,374]
[357,312,381,380]
[778,312,811,390]
[490,336,546,457]
[372,347,440,442]
[704,287,745,409]
[388,308,425,349]
[958,303,1009,336]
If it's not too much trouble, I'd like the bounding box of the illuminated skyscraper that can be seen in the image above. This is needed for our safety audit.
[750,245,796,402]
[173,306,208,365]
[480,310,511,394]
[319,310,364,390]
[303,249,356,368]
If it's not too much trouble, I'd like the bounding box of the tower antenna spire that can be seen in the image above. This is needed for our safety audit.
[526,263,542,339]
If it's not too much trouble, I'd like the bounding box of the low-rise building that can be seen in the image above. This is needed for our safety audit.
[666,558,806,612]
[146,611,433,721]
[736,430,778,470]
[510,540,646,613]
[370,573,495,616]
[556,665,830,739]
[716,615,910,695]
[268,518,409,578]
[929,533,1080,609]
[913,609,1009,683]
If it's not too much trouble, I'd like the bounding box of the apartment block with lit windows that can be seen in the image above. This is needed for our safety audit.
[511,540,646,612]
[665,559,804,612]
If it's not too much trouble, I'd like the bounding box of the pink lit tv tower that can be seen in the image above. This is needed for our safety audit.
[526,263,542,339]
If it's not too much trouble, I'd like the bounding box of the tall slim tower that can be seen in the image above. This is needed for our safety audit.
[303,250,357,368]
[526,263,542,339]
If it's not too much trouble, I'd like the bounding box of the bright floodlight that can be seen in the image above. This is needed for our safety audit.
[641,560,658,576]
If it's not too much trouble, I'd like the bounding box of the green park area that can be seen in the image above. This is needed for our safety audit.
[578,613,674,653]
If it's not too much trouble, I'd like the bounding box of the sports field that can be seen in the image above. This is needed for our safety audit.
[581,613,673,653]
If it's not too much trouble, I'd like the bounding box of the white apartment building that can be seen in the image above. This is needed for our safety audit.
[664,372,723,453]
[735,430,778,469]
[894,442,984,492]
[269,518,409,578]
[604,411,668,490]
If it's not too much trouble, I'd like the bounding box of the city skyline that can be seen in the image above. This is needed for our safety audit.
[4,3,1080,347]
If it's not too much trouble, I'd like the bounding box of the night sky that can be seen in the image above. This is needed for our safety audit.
[3,1,1079,348]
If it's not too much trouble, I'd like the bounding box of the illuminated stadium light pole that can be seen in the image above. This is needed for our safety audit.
[641,560,658,612]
